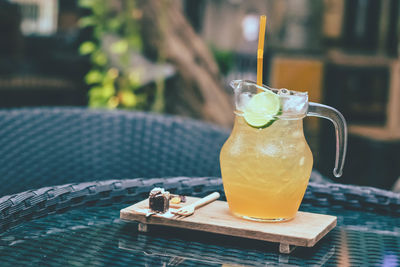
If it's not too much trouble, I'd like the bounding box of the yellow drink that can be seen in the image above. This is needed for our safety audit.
[220,116,313,221]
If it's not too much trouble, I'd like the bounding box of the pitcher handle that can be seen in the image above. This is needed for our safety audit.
[307,102,347,177]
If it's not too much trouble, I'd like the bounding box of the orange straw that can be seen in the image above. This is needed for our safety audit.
[257,15,267,91]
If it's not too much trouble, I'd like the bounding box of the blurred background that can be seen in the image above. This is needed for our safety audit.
[0,0,399,190]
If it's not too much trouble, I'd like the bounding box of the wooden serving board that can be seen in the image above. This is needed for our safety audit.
[120,197,337,254]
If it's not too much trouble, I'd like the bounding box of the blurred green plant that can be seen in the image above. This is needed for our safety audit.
[78,0,162,110]
[210,45,235,76]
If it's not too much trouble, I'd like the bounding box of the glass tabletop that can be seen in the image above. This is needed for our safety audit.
[0,202,399,266]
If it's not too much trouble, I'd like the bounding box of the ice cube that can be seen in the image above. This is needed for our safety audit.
[292,131,302,138]
[261,143,281,157]
[239,92,252,110]
[278,88,290,96]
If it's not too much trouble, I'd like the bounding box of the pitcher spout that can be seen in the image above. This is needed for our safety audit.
[230,80,242,93]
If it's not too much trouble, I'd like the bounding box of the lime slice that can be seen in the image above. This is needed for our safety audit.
[243,90,281,128]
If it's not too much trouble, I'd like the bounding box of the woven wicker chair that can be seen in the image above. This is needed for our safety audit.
[0,108,229,197]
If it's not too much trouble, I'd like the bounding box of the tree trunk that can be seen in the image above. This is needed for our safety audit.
[137,0,233,127]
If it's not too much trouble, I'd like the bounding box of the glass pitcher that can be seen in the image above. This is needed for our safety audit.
[220,80,347,222]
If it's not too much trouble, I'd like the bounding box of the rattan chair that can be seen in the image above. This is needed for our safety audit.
[0,108,229,197]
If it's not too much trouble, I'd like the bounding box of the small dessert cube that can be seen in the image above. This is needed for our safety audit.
[149,187,170,213]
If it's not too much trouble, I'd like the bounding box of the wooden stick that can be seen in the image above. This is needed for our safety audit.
[189,192,220,210]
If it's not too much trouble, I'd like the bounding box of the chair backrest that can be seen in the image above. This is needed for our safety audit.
[0,108,229,196]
